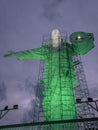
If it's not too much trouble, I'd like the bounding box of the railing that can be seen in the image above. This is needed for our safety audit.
[0,118,98,130]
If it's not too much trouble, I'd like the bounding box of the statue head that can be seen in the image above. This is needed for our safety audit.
[51,29,61,48]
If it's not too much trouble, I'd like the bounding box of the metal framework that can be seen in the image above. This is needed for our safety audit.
[0,118,98,130]
[1,34,98,129]
[0,105,18,120]
[76,99,98,113]
[32,36,98,129]
[34,36,76,122]
[73,55,95,118]
[2,31,97,129]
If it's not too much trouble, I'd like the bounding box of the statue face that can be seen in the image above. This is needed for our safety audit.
[51,29,61,48]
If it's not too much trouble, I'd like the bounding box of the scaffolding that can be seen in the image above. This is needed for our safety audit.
[2,31,98,129]
[32,34,98,129]
[73,55,95,119]
[34,37,76,122]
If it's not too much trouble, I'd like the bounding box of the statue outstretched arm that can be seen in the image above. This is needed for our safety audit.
[70,32,95,55]
[3,47,47,60]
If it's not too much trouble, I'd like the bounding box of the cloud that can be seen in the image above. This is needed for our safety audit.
[0,77,38,125]
[21,100,35,123]
[21,82,44,123]
[0,81,7,101]
[42,0,64,21]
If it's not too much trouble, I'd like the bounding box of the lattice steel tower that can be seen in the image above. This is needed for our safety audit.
[4,29,97,129]
[33,30,96,125]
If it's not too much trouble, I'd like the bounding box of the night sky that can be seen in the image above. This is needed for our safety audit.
[0,0,98,125]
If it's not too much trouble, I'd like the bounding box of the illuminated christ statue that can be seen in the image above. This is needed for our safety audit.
[4,29,94,121]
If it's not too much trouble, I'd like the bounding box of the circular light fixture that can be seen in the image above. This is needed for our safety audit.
[76,35,84,41]
[77,35,81,40]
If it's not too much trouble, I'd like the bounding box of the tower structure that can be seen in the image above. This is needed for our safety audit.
[33,31,95,121]
[33,31,97,129]
[4,29,97,129]
[73,55,95,119]
[73,55,97,129]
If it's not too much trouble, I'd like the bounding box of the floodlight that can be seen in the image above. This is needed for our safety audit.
[4,106,8,110]
[76,99,81,103]
[13,105,18,109]
[88,97,93,102]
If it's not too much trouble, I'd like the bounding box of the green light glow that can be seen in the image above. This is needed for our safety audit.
[4,32,94,123]
[42,45,77,121]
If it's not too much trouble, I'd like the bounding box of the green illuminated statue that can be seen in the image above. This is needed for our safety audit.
[4,29,94,122]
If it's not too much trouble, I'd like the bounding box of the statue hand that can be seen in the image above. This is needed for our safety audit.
[3,50,16,58]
